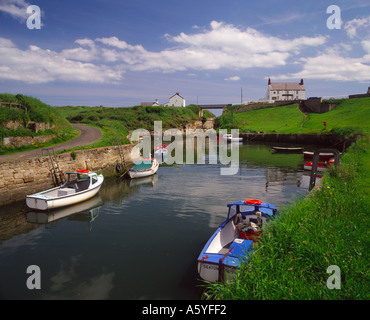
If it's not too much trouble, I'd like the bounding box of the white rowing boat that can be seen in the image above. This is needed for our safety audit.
[26,170,104,211]
[129,158,159,179]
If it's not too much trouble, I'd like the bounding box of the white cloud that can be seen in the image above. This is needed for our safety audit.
[0,21,341,85]
[224,76,240,81]
[168,21,326,55]
[0,38,124,84]
[274,51,370,82]
[94,21,326,73]
[0,0,30,21]
[96,36,145,52]
[344,16,370,38]
[361,40,370,54]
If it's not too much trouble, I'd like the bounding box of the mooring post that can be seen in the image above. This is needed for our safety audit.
[309,149,340,191]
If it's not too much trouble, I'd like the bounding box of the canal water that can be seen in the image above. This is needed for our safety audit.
[0,142,316,300]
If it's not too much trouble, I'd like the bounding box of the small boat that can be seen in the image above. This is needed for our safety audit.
[26,195,103,224]
[304,159,334,172]
[129,158,159,179]
[304,151,339,159]
[26,170,104,211]
[197,199,277,283]
[222,134,242,142]
[272,146,304,153]
[154,144,168,155]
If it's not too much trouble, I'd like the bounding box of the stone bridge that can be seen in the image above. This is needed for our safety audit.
[198,104,231,117]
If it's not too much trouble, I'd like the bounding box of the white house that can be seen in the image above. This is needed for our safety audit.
[164,92,186,107]
[140,99,160,106]
[265,78,305,103]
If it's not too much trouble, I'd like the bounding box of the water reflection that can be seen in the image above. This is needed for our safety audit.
[0,142,315,299]
[26,196,103,227]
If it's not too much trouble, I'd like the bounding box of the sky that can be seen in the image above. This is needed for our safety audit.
[0,0,369,110]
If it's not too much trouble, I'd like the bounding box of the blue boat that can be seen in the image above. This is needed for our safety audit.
[197,199,277,282]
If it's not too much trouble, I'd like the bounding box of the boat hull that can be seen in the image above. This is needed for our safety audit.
[272,146,303,153]
[197,260,238,283]
[129,160,159,179]
[197,200,276,282]
[304,151,337,159]
[26,173,104,211]
[26,182,103,211]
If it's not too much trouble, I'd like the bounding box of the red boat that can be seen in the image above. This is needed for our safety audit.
[304,151,339,159]
[304,158,334,172]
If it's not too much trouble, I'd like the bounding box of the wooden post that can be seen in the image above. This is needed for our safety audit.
[309,149,340,191]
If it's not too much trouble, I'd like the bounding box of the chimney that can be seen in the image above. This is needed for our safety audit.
[268,78,271,85]
[300,79,304,85]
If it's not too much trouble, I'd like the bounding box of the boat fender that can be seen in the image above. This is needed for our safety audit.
[115,162,122,173]
[244,199,262,205]
[199,255,209,274]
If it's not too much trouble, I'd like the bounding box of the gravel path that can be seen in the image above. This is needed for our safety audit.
[0,124,102,161]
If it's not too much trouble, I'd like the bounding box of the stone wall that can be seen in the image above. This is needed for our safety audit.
[3,135,56,147]
[240,132,344,147]
[299,98,337,113]
[0,144,138,206]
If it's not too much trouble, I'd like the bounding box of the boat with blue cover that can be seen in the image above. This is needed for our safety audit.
[129,158,159,179]
[197,199,277,282]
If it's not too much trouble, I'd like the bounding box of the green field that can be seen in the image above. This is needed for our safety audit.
[217,98,370,136]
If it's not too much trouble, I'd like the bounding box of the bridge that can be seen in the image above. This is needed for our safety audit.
[198,104,231,117]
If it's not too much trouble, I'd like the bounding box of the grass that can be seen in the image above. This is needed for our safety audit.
[203,138,369,300]
[217,103,306,133]
[0,94,79,155]
[217,97,370,136]
[54,104,214,149]
[303,98,370,136]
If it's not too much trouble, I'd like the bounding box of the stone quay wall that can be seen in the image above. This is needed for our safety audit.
[240,133,344,147]
[0,144,138,206]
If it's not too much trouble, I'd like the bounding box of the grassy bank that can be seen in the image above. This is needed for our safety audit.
[203,138,369,300]
[55,104,214,148]
[217,98,370,136]
[0,94,79,155]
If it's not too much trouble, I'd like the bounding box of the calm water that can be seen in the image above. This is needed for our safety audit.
[0,142,315,300]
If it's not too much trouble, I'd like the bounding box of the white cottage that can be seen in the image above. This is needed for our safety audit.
[164,92,186,107]
[265,78,305,103]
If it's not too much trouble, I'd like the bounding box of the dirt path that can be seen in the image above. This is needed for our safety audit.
[0,124,102,161]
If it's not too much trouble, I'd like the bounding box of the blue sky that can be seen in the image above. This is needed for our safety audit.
[0,0,369,109]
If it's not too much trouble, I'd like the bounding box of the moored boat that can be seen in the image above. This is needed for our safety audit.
[197,199,277,283]
[223,134,242,142]
[26,170,104,211]
[304,151,339,159]
[154,144,168,155]
[304,158,334,172]
[129,158,159,179]
[272,146,304,153]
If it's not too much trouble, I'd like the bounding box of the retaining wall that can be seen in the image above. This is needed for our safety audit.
[0,144,138,206]
[240,133,344,147]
